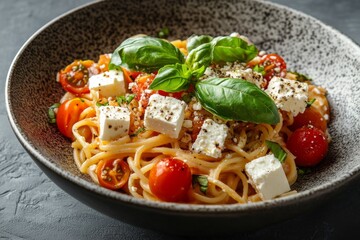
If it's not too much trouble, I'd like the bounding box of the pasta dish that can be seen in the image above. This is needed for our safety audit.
[48,33,330,204]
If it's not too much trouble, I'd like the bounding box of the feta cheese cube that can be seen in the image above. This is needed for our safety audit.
[245,154,290,200]
[99,106,130,141]
[144,94,186,139]
[89,70,126,98]
[266,77,308,116]
[192,119,228,158]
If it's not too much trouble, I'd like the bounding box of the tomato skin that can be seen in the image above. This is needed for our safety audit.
[287,126,328,167]
[56,98,89,139]
[289,107,327,132]
[96,159,130,190]
[149,158,192,202]
[58,60,98,95]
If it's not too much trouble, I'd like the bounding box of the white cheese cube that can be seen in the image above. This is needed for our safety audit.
[89,70,126,98]
[192,119,228,158]
[266,77,308,116]
[144,94,186,139]
[99,106,130,141]
[245,154,290,200]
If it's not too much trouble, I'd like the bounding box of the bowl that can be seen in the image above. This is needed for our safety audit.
[5,0,360,235]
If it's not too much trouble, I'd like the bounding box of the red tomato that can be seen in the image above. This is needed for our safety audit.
[58,60,98,95]
[149,157,192,202]
[96,159,130,190]
[287,126,328,167]
[289,107,327,132]
[56,98,89,139]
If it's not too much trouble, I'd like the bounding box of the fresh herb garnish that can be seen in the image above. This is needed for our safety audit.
[265,140,287,163]
[148,63,192,92]
[96,101,109,107]
[192,175,208,194]
[297,167,312,175]
[306,98,316,108]
[48,103,60,124]
[116,94,135,105]
[253,65,266,76]
[158,27,170,38]
[195,78,280,124]
[109,36,184,73]
[186,35,213,53]
[130,127,146,137]
[181,92,194,104]
[288,71,312,82]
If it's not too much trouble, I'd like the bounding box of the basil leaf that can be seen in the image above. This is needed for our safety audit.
[109,36,184,73]
[185,42,212,72]
[195,78,280,124]
[211,36,258,64]
[116,94,135,105]
[192,175,208,194]
[149,63,192,92]
[186,35,213,52]
[265,140,287,163]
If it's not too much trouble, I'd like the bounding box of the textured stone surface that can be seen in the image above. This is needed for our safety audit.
[1,0,360,239]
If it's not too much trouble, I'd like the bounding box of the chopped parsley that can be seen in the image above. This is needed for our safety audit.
[306,98,316,108]
[116,94,135,105]
[253,65,266,76]
[130,127,146,137]
[192,175,208,194]
[288,71,312,82]
[158,27,170,39]
[48,103,60,124]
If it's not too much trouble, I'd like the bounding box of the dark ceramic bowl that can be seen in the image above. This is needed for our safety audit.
[5,0,360,235]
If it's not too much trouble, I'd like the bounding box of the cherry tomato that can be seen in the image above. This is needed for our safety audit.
[58,60,98,95]
[289,106,327,132]
[287,126,328,167]
[149,157,192,202]
[56,98,89,139]
[96,159,130,190]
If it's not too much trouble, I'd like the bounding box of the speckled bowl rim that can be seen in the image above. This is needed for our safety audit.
[5,0,360,214]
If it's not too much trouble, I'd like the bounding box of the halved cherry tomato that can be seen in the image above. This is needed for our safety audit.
[287,126,328,167]
[56,98,89,139]
[149,157,192,202]
[96,159,130,190]
[58,60,98,95]
[289,106,327,132]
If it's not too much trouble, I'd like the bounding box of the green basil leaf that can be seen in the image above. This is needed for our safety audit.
[186,35,213,52]
[211,36,258,64]
[265,140,287,163]
[109,36,184,73]
[195,78,280,124]
[185,42,212,71]
[149,63,192,92]
[192,175,208,194]
[288,71,312,82]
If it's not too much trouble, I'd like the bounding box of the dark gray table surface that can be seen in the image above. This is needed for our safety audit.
[1,0,359,239]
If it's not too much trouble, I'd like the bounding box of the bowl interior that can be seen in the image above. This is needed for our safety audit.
[6,0,360,212]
